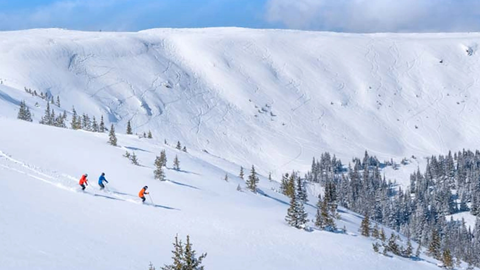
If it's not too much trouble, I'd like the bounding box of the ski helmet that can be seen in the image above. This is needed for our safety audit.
[102,172,105,176]
[144,186,148,189]
[85,173,88,177]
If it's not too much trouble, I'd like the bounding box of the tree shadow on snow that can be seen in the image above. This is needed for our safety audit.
[93,193,123,201]
[147,203,179,210]
[166,167,200,176]
[256,189,289,206]
[166,179,200,190]
[124,146,151,153]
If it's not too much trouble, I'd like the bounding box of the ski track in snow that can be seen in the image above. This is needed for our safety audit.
[0,150,173,209]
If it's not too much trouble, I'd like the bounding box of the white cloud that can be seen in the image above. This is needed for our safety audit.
[265,0,480,32]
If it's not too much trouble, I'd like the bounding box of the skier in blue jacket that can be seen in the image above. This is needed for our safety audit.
[98,172,108,190]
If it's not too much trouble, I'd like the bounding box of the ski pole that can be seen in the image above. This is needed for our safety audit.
[148,194,154,204]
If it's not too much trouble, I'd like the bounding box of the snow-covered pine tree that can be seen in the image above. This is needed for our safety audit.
[161,235,207,270]
[315,194,324,229]
[403,238,413,258]
[99,115,105,132]
[361,214,371,237]
[387,233,400,255]
[56,96,60,107]
[82,114,91,131]
[147,130,153,139]
[442,249,453,269]
[415,240,422,258]
[126,120,133,134]
[428,229,442,259]
[296,176,308,203]
[246,165,259,193]
[173,155,180,171]
[17,101,32,122]
[91,116,99,132]
[131,152,139,166]
[154,155,166,181]
[372,223,379,239]
[285,182,308,229]
[182,146,187,152]
[160,150,167,167]
[176,141,182,150]
[224,174,228,182]
[109,124,117,146]
[40,101,52,125]
[71,107,80,130]
[268,172,272,181]
[239,166,244,180]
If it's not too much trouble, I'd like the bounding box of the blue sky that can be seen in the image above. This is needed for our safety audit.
[1,0,480,32]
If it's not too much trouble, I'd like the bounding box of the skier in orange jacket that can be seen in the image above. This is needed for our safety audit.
[79,174,88,191]
[139,186,149,203]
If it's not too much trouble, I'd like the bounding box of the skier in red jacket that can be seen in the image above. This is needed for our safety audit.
[79,174,88,191]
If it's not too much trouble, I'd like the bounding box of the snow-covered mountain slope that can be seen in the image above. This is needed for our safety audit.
[0,118,442,270]
[1,28,480,177]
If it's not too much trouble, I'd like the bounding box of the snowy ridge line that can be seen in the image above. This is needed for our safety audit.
[0,150,171,209]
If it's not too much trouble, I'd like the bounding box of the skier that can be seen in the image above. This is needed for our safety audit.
[138,186,149,203]
[98,172,108,190]
[79,174,88,191]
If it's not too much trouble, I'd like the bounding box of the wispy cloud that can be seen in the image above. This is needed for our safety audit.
[265,0,480,32]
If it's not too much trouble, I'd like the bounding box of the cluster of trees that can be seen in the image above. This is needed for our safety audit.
[149,235,207,270]
[153,150,182,181]
[307,151,480,267]
[24,87,60,106]
[238,166,259,193]
[71,107,106,132]
[124,151,140,166]
[280,171,339,231]
[17,101,32,122]
[39,102,67,128]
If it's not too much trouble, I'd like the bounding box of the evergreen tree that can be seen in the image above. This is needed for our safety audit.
[154,155,166,181]
[160,150,167,167]
[56,96,60,107]
[372,243,380,253]
[126,120,133,134]
[315,194,325,229]
[268,172,272,182]
[71,107,81,129]
[99,115,105,132]
[173,155,180,171]
[162,235,207,270]
[183,146,187,152]
[428,229,442,259]
[131,152,139,166]
[296,176,308,203]
[372,223,379,239]
[442,249,453,269]
[239,166,244,180]
[387,233,400,255]
[92,116,99,132]
[40,102,52,125]
[224,174,228,182]
[361,214,371,237]
[148,130,153,139]
[17,101,32,122]
[415,241,422,258]
[109,124,117,146]
[404,238,413,258]
[82,114,91,131]
[246,165,259,193]
[379,228,386,242]
[237,184,242,192]
[285,185,308,229]
[176,141,182,150]
[124,151,131,159]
